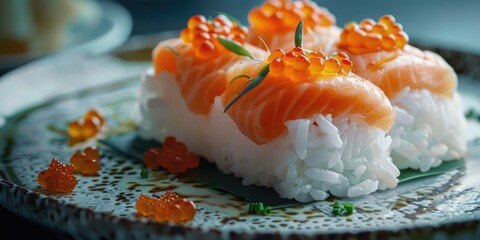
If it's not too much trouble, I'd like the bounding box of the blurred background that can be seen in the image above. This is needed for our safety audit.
[0,0,479,238]
[120,0,480,53]
[1,0,480,75]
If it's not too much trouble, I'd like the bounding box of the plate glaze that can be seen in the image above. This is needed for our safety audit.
[1,34,480,239]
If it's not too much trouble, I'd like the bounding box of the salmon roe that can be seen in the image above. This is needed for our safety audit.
[37,159,78,193]
[70,146,101,176]
[67,109,106,146]
[136,190,196,223]
[267,47,352,81]
[180,14,249,59]
[143,136,200,174]
[248,0,335,33]
[338,15,409,54]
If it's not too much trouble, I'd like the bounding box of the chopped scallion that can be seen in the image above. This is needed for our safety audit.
[331,201,355,216]
[140,168,149,178]
[217,36,253,59]
[248,202,272,216]
[294,20,304,48]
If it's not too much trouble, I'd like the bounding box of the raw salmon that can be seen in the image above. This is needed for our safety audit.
[334,16,457,99]
[153,38,267,115]
[221,58,395,145]
[348,46,457,99]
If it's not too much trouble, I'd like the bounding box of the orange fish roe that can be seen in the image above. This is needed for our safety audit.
[267,47,352,81]
[70,146,101,176]
[180,14,249,59]
[338,15,409,54]
[67,109,106,146]
[143,136,200,174]
[37,159,78,193]
[248,0,335,33]
[135,190,196,223]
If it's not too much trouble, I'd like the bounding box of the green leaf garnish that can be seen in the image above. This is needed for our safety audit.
[295,20,304,48]
[101,133,463,209]
[217,36,253,59]
[398,160,463,183]
[224,64,270,113]
[217,12,243,26]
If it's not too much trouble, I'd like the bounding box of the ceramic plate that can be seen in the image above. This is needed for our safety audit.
[1,32,480,239]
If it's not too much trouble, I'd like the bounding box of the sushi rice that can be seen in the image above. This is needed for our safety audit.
[389,88,466,172]
[136,68,400,202]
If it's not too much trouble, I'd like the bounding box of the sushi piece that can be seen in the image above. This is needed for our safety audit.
[149,15,267,115]
[331,15,467,172]
[137,17,400,202]
[137,14,267,152]
[247,0,340,52]
[216,48,399,201]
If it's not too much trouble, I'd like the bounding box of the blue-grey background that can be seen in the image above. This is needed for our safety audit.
[1,0,479,238]
[122,0,480,54]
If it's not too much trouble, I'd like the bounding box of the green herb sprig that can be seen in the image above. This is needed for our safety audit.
[217,37,253,59]
[224,64,270,113]
[222,20,307,113]
[295,20,304,48]
[332,201,355,216]
[228,74,252,86]
[140,168,149,178]
[248,202,272,215]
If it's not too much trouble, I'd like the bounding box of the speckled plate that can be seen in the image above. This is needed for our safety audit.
[1,33,480,239]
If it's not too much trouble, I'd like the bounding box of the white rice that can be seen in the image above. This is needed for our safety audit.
[389,87,467,172]
[136,68,400,202]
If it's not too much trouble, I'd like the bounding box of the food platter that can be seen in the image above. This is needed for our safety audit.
[1,32,480,239]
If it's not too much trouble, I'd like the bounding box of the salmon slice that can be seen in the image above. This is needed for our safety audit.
[333,15,457,99]
[247,30,294,52]
[221,60,395,144]
[347,45,457,99]
[153,38,267,115]
[248,26,340,52]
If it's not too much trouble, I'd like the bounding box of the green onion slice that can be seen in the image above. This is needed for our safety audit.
[294,20,304,48]
[224,64,270,113]
[140,168,149,178]
[217,36,254,59]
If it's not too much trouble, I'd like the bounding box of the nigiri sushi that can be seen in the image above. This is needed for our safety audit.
[219,48,400,201]
[137,16,400,202]
[247,0,340,52]
[137,14,267,152]
[329,15,467,172]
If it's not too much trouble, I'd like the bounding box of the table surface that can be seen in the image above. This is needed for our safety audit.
[1,0,479,238]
